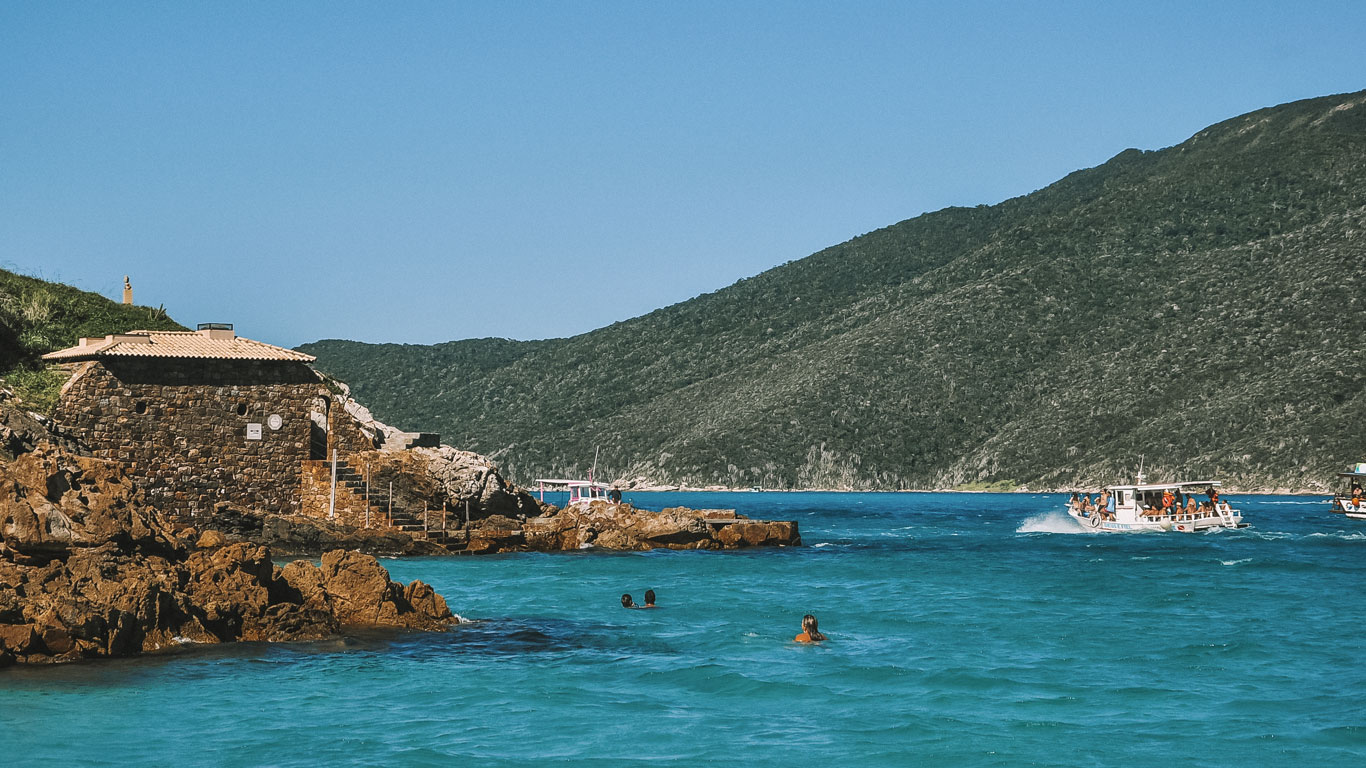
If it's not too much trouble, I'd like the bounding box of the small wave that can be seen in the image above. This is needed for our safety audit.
[1221,558,1252,567]
[1306,531,1366,541]
[1241,530,1292,541]
[813,542,834,548]
[1017,510,1085,534]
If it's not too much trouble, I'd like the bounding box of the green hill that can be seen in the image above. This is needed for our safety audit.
[0,270,185,412]
[302,90,1366,492]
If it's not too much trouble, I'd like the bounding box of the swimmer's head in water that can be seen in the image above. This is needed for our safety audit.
[644,589,656,606]
[621,594,634,608]
[801,614,826,641]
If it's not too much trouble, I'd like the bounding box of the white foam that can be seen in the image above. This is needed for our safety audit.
[1221,558,1252,566]
[1307,531,1366,541]
[1016,510,1087,534]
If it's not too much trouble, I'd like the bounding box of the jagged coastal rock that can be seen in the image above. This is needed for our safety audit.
[0,448,454,666]
[460,501,801,554]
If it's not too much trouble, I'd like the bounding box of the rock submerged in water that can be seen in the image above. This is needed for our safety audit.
[467,500,801,554]
[0,448,454,666]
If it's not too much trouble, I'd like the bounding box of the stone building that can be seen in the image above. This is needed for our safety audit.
[43,325,338,521]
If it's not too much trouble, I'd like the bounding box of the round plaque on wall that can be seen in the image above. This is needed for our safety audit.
[267,414,283,431]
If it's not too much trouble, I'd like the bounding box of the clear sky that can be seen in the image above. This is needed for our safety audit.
[2,1,1363,348]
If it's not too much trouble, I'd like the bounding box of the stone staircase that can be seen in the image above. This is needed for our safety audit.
[331,460,463,549]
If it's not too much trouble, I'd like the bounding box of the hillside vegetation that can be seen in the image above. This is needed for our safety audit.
[0,270,185,413]
[304,90,1366,492]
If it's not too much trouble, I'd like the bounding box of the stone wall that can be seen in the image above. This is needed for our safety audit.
[327,399,381,455]
[300,459,372,528]
[52,358,323,522]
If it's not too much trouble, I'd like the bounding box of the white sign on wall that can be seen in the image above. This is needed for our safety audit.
[246,423,263,441]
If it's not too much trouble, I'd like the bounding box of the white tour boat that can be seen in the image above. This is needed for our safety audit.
[1066,479,1244,532]
[1329,465,1366,519]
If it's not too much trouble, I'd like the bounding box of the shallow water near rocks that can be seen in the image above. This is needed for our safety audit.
[4,492,1365,766]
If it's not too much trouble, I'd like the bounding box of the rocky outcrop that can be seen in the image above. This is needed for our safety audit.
[0,389,85,460]
[411,445,542,520]
[0,448,454,666]
[470,501,801,554]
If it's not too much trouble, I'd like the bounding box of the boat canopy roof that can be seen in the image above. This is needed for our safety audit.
[1103,480,1220,492]
[534,479,612,489]
[1337,472,1366,478]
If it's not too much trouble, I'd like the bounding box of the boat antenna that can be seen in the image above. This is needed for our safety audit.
[591,446,600,485]
[1136,455,1145,485]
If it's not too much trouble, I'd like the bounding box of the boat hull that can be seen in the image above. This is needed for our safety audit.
[1331,499,1366,517]
[1066,508,1241,533]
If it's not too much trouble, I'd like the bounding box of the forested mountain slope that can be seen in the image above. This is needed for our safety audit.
[303,90,1366,491]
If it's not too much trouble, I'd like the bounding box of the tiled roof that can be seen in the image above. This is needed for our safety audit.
[41,330,316,363]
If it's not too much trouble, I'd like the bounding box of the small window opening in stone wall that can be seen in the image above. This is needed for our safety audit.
[236,403,248,416]
[134,401,148,415]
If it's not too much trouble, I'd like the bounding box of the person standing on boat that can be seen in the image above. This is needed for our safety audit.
[608,487,622,504]
[1206,485,1220,510]
[1105,490,1116,520]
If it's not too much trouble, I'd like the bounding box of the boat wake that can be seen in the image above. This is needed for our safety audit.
[1016,510,1086,534]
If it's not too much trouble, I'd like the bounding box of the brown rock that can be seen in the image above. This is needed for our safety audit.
[0,447,458,665]
[484,501,799,555]
[318,549,398,625]
[0,623,38,655]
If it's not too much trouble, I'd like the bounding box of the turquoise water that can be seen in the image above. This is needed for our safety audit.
[4,492,1365,767]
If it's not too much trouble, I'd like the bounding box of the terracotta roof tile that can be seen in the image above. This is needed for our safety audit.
[41,330,316,363]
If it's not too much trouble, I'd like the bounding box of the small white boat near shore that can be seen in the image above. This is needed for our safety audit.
[534,478,616,507]
[1067,479,1244,533]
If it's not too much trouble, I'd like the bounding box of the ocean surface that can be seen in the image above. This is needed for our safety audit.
[4,492,1365,767]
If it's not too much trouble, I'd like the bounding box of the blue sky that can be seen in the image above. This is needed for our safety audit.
[3,1,1363,347]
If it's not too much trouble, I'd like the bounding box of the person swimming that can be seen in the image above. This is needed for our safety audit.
[794,614,826,643]
[643,589,657,608]
[621,593,636,609]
